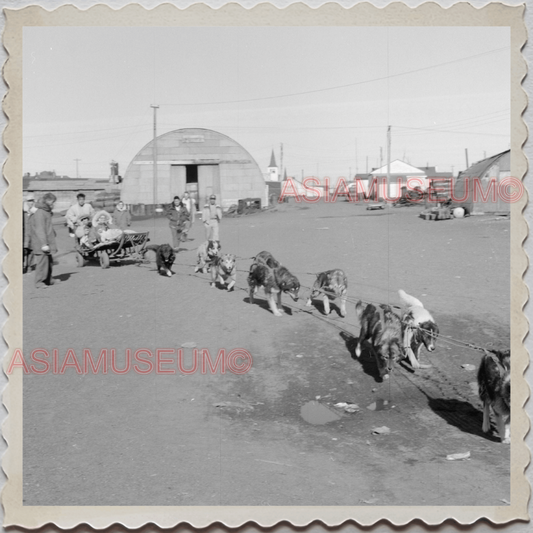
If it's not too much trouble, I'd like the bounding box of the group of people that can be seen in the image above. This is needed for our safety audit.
[23,189,224,289]
[65,193,132,236]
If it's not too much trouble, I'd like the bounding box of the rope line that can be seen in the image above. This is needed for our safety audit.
[140,254,502,356]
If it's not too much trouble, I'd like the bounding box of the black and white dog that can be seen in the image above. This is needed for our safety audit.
[144,243,176,277]
[398,289,439,369]
[195,240,221,274]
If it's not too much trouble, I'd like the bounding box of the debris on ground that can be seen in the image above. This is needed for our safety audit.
[360,496,379,504]
[334,402,360,413]
[446,451,471,461]
[213,401,254,410]
[371,426,391,435]
[181,342,197,348]
[461,364,476,371]
[367,399,393,411]
[366,203,385,211]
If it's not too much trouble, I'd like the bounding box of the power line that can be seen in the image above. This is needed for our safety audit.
[396,111,509,131]
[393,125,509,137]
[24,123,151,139]
[23,107,510,146]
[24,128,152,149]
[421,109,509,129]
[159,46,509,106]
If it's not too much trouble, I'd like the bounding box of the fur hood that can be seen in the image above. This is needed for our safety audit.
[92,210,113,227]
[35,200,53,213]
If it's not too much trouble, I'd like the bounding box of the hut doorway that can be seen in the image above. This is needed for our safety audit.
[185,165,199,209]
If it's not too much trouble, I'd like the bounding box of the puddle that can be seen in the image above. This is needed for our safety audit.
[300,401,342,425]
[366,399,393,411]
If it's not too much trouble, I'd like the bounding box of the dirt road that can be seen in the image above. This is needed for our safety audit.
[22,200,510,506]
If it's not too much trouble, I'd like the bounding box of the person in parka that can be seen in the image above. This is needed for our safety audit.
[113,201,132,230]
[166,196,190,251]
[29,193,58,288]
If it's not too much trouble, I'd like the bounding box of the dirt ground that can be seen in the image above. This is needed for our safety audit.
[22,199,511,506]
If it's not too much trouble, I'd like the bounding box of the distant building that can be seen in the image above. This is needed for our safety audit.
[121,128,267,210]
[418,166,453,179]
[25,178,117,213]
[347,163,452,201]
[366,160,428,200]
[267,150,279,182]
[452,150,510,214]
[278,176,321,200]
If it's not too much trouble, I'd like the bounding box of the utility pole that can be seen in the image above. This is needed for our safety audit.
[355,139,358,174]
[280,143,283,182]
[74,158,81,179]
[465,148,469,169]
[386,126,391,200]
[151,104,159,207]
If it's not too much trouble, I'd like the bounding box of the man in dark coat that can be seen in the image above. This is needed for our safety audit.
[29,193,58,288]
[166,196,190,251]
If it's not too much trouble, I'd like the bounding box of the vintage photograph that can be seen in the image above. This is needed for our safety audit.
[3,2,528,528]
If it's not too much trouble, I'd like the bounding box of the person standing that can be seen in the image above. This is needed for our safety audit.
[65,193,95,237]
[23,195,37,273]
[29,193,58,288]
[166,196,190,251]
[112,201,132,230]
[181,191,196,238]
[203,194,222,241]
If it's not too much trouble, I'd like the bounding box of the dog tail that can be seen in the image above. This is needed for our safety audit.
[355,300,366,321]
[398,289,424,309]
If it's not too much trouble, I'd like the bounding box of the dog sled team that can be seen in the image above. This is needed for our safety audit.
[62,192,511,445]
[145,234,511,445]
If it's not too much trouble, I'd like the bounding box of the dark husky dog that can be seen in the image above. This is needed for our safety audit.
[253,250,281,269]
[355,301,402,380]
[306,269,348,317]
[144,243,176,277]
[478,349,511,444]
[248,252,299,317]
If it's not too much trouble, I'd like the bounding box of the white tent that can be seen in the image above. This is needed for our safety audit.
[279,177,321,200]
[368,160,428,200]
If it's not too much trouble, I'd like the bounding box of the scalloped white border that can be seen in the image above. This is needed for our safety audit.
[1,1,529,529]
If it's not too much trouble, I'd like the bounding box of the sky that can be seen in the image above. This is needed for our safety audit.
[22,26,510,182]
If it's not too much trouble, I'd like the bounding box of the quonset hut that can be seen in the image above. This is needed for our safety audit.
[121,128,267,211]
[452,150,510,215]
